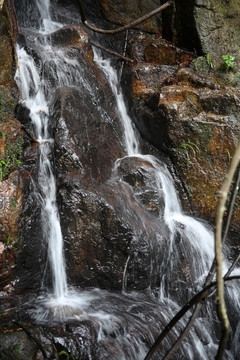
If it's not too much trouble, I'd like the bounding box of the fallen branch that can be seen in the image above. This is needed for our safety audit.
[78,0,173,34]
[91,40,134,63]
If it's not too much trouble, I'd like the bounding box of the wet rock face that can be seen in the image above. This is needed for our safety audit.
[0,292,176,360]
[100,0,163,33]
[128,33,194,67]
[52,31,166,291]
[57,185,132,290]
[0,11,25,294]
[194,0,240,81]
[157,68,240,224]
[123,57,240,224]
[115,156,164,217]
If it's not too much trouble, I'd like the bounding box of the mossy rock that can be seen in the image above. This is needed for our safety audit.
[0,87,18,123]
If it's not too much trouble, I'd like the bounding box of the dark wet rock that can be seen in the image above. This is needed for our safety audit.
[100,0,164,33]
[0,329,40,360]
[127,33,195,66]
[15,102,31,126]
[122,63,177,152]
[0,86,18,123]
[0,289,220,360]
[0,12,24,293]
[53,84,124,186]
[115,156,164,217]
[58,185,132,290]
[47,25,90,49]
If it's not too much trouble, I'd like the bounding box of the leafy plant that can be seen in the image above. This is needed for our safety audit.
[225,148,231,163]
[0,135,23,181]
[6,234,12,246]
[177,141,200,166]
[59,350,76,360]
[13,345,21,356]
[222,54,235,71]
[205,53,214,71]
[0,159,9,181]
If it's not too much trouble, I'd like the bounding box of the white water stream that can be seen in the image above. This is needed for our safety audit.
[15,1,68,300]
[96,55,216,295]
[14,0,240,358]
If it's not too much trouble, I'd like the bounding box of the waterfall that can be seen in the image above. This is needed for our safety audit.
[15,9,68,300]
[95,53,215,297]
[12,0,240,358]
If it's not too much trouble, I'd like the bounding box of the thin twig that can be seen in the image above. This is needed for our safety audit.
[144,276,240,360]
[91,40,134,63]
[222,164,240,245]
[148,143,240,360]
[14,321,48,360]
[224,253,240,278]
[163,302,202,360]
[117,29,129,94]
[162,249,240,360]
[78,0,173,34]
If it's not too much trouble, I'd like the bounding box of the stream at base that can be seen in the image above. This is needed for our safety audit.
[12,0,240,358]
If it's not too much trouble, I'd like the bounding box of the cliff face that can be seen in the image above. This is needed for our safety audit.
[1,0,240,294]
[100,0,240,227]
[0,8,23,294]
[0,1,240,359]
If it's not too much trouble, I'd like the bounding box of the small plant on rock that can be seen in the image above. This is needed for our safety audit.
[177,141,200,166]
[222,54,235,71]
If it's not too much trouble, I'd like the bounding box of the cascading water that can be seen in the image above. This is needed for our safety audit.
[15,10,68,300]
[12,0,240,358]
[95,54,215,296]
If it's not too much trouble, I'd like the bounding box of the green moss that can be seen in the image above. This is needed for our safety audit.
[198,125,213,151]
[10,197,17,208]
[217,6,227,15]
[0,91,17,123]
[0,135,23,181]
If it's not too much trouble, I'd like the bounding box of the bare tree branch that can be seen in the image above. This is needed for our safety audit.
[144,275,240,360]
[77,0,173,34]
[222,164,240,245]
[215,141,240,359]
[91,40,134,63]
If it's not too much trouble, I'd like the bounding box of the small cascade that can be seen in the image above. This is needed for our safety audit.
[12,0,240,359]
[95,53,215,295]
[15,8,67,300]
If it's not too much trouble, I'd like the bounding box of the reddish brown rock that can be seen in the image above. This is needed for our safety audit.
[123,61,240,225]
[156,68,240,223]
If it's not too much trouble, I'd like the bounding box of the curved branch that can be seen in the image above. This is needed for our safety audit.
[78,0,173,34]
[215,141,240,359]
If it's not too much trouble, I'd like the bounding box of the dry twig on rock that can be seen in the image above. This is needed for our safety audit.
[77,0,173,34]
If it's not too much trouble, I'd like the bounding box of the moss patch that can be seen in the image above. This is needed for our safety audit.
[0,88,17,123]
